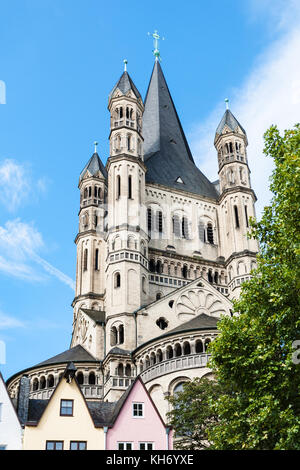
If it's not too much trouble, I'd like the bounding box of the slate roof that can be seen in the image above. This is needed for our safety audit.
[27,399,49,424]
[81,308,105,324]
[79,152,107,182]
[109,71,142,102]
[35,345,98,367]
[87,401,117,427]
[164,313,219,336]
[143,61,219,199]
[107,347,131,356]
[215,109,246,136]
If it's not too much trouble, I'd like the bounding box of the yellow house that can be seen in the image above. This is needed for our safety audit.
[23,363,105,450]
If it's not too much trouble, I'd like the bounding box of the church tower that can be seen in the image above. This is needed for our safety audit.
[71,146,107,359]
[215,103,258,299]
[105,64,149,353]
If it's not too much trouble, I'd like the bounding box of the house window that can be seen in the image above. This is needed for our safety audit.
[139,442,154,450]
[118,442,133,450]
[60,399,73,416]
[132,402,144,418]
[70,441,87,450]
[46,441,64,450]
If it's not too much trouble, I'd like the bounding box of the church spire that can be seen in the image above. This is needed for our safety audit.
[143,61,218,199]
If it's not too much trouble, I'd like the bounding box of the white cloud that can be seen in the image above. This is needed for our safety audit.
[0,311,24,329]
[0,159,49,212]
[0,219,75,290]
[189,0,300,218]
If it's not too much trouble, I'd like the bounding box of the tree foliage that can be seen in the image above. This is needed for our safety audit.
[208,124,300,449]
[166,377,222,449]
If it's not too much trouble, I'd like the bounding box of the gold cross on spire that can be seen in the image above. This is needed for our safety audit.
[148,29,165,61]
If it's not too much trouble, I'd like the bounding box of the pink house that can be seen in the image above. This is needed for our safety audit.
[105,377,173,450]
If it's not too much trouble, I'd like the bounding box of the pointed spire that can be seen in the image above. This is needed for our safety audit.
[79,144,107,182]
[215,106,246,138]
[143,61,218,199]
[109,66,142,103]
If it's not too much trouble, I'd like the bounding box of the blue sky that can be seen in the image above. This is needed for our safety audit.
[0,0,299,380]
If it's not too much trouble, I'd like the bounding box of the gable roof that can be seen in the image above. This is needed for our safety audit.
[109,71,142,102]
[79,152,107,182]
[35,345,98,367]
[143,61,218,200]
[215,109,246,137]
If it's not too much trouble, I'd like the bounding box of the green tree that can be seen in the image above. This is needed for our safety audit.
[166,377,222,449]
[208,124,300,449]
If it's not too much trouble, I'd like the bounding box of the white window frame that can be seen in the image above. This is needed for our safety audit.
[139,442,155,450]
[132,402,144,418]
[117,442,133,450]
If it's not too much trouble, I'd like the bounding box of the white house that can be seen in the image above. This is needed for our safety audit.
[0,372,22,450]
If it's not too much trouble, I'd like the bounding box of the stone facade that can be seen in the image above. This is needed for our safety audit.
[7,60,259,422]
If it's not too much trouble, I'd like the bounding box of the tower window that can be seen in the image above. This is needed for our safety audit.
[149,259,156,273]
[95,249,99,270]
[127,135,131,151]
[182,217,189,239]
[88,186,92,197]
[245,206,249,227]
[128,176,132,199]
[83,249,88,271]
[207,223,214,244]
[234,205,240,228]
[208,270,213,283]
[182,265,188,279]
[147,208,152,234]
[114,272,121,288]
[198,220,206,242]
[119,324,124,344]
[117,175,121,199]
[157,211,163,233]
[172,214,181,237]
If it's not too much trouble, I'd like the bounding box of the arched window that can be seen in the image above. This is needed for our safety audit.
[98,187,101,199]
[183,342,191,355]
[182,216,189,239]
[111,326,117,346]
[145,356,150,369]
[198,220,206,242]
[117,175,121,199]
[173,382,186,396]
[195,340,203,353]
[118,324,124,344]
[156,260,162,274]
[95,249,99,271]
[157,349,163,362]
[150,352,156,365]
[166,346,173,359]
[214,272,219,284]
[229,142,233,153]
[204,338,211,352]
[142,276,146,294]
[156,211,163,233]
[208,270,213,283]
[182,265,188,279]
[47,375,54,388]
[149,259,156,273]
[83,249,88,271]
[207,223,214,244]
[156,292,162,301]
[84,187,88,199]
[114,272,121,288]
[88,372,96,385]
[174,344,182,357]
[172,214,181,237]
[77,372,84,385]
[40,377,46,390]
[32,378,39,391]
[128,175,132,199]
[125,364,131,377]
[117,364,124,377]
